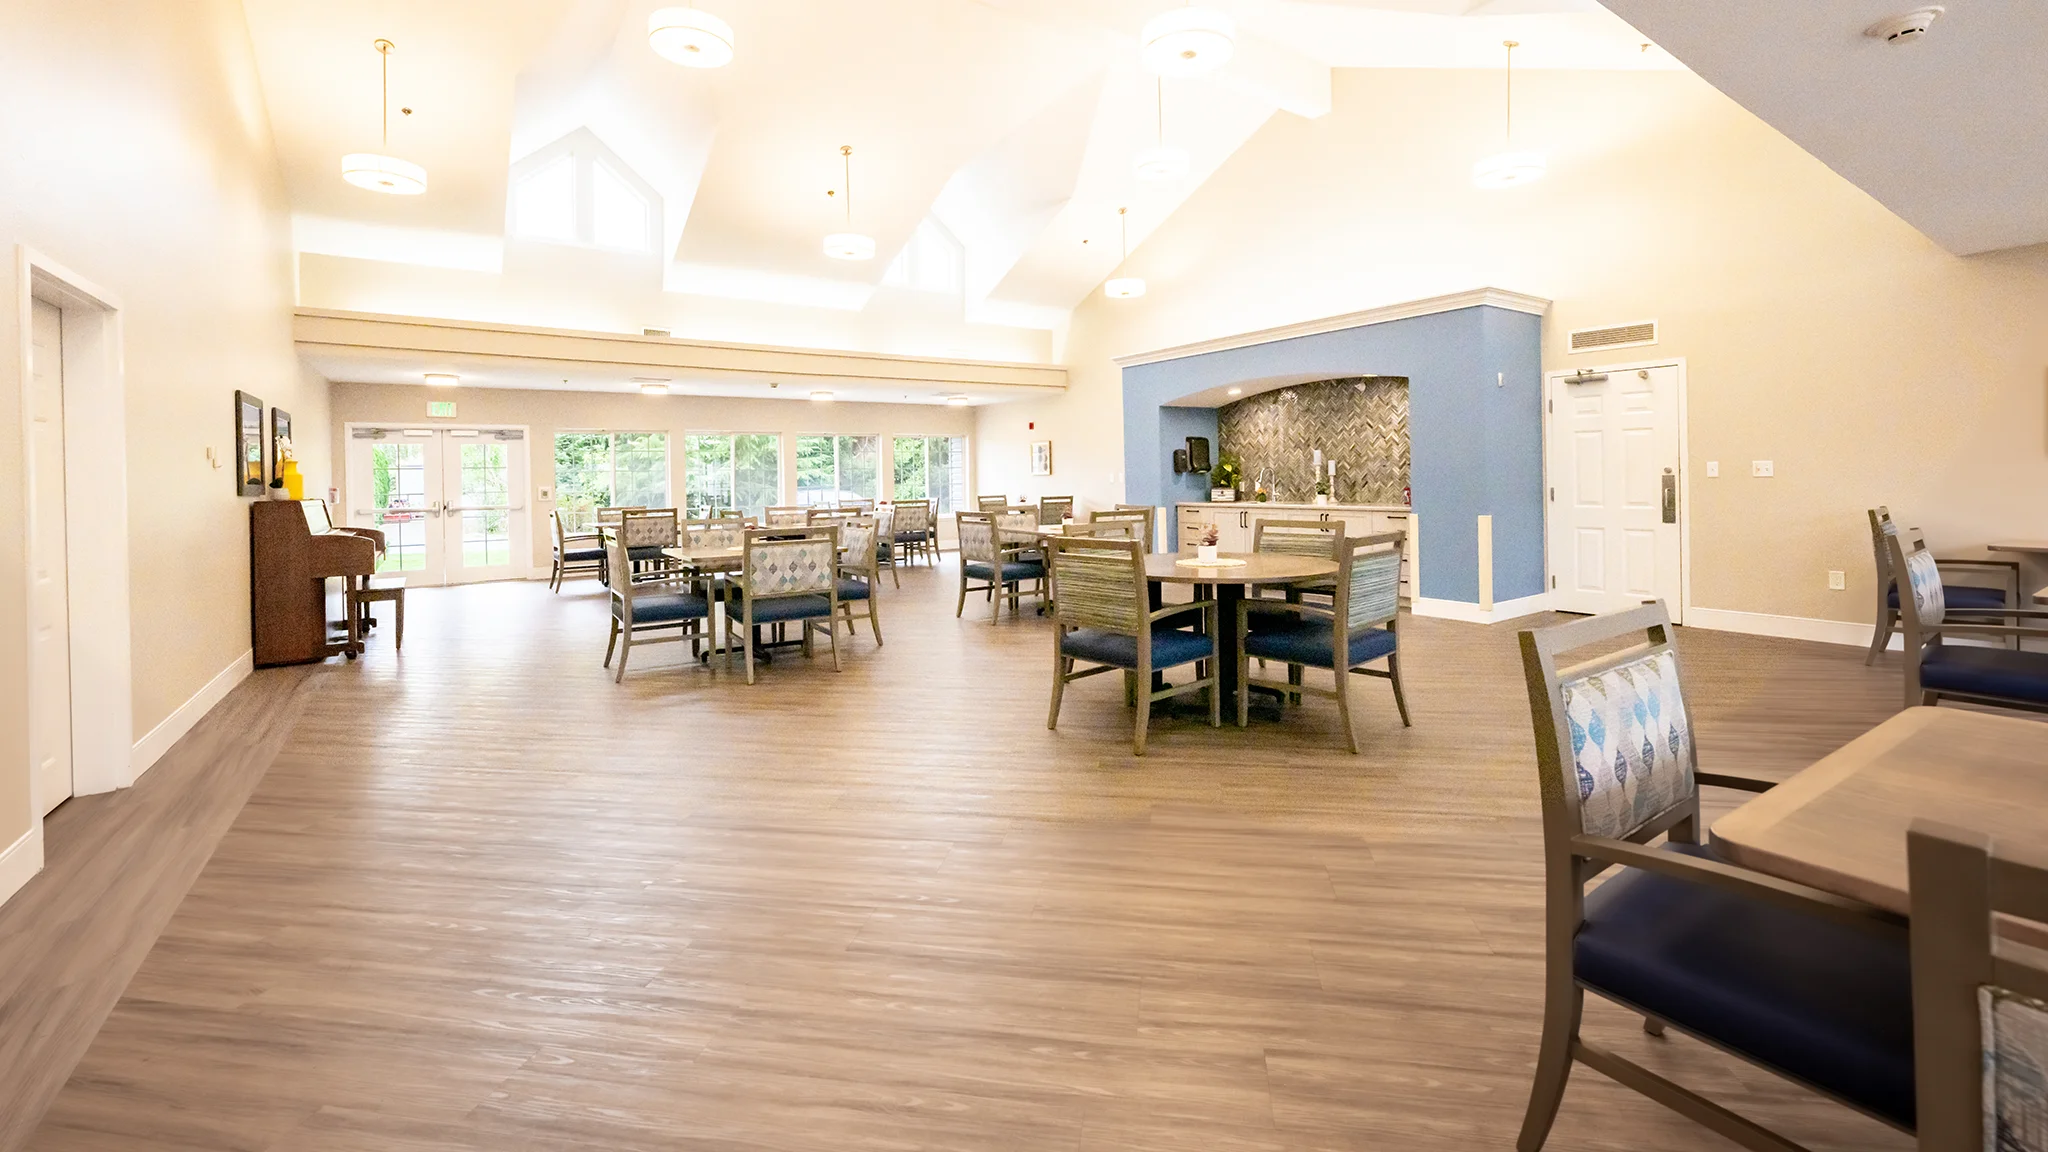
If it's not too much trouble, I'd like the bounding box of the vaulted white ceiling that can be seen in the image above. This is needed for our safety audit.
[250,0,1679,346]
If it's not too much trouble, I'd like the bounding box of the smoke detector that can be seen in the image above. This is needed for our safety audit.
[1864,6,1943,42]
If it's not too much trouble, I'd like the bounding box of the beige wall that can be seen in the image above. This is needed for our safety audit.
[0,0,325,847]
[980,66,2048,627]
[327,382,975,570]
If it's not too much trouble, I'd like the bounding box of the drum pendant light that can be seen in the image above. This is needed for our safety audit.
[341,39,428,195]
[823,145,875,261]
[648,5,735,68]
[1472,40,1546,189]
[1140,5,1235,76]
[1103,207,1146,299]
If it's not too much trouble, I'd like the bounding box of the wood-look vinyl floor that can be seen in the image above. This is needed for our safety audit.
[27,560,1927,1151]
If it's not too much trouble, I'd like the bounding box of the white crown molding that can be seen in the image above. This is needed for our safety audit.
[1111,287,1552,369]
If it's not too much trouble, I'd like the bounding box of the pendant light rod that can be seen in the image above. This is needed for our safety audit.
[841,144,853,225]
[1156,79,1164,145]
[1120,205,1129,262]
[1502,39,1517,144]
[376,39,394,147]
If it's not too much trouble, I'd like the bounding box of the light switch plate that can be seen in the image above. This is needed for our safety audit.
[1705,460,1719,478]
[1751,460,1775,477]
[1828,570,1846,590]
[537,486,552,502]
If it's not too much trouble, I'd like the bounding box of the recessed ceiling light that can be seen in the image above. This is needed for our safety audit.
[946,394,970,406]
[648,7,735,67]
[1140,7,1235,76]
[638,381,670,396]
[424,373,459,387]
[1227,387,1242,396]
[811,390,834,402]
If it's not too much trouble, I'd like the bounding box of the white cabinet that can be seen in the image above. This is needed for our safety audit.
[1174,502,1417,603]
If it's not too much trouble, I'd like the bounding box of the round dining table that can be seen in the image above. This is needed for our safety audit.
[1142,551,1338,703]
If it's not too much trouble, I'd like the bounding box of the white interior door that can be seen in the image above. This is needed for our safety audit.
[347,426,529,586]
[29,299,73,816]
[1548,365,1683,619]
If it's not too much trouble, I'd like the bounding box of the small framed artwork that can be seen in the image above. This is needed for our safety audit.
[1029,440,1053,477]
[235,390,266,497]
[271,407,293,470]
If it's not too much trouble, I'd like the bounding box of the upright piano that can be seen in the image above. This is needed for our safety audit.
[251,499,385,666]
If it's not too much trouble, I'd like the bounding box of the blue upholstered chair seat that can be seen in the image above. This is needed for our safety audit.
[1576,843,1914,1126]
[1061,627,1213,670]
[1887,581,2006,610]
[730,593,834,623]
[1242,619,1397,669]
[965,559,1044,583]
[836,577,871,601]
[621,593,710,623]
[1918,645,2048,705]
[561,547,607,562]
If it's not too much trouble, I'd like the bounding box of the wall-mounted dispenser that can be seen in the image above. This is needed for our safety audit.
[1185,436,1211,472]
[1172,448,1191,474]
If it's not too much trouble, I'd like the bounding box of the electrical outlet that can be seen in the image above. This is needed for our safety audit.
[1828,570,1846,591]
[1705,460,1719,478]
[1751,460,1775,477]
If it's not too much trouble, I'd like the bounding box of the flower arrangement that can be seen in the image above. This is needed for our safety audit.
[1200,523,1219,547]
[275,435,296,463]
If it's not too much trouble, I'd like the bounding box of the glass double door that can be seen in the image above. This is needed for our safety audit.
[347,427,530,585]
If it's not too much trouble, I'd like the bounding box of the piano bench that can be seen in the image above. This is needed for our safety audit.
[350,580,406,652]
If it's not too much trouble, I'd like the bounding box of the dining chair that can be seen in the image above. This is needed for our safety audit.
[1251,518,1341,603]
[550,509,605,592]
[1515,603,1913,1152]
[807,506,859,526]
[620,507,680,574]
[891,499,933,567]
[1089,509,1152,553]
[1866,507,2019,664]
[871,504,900,588]
[833,517,884,646]
[1907,820,2048,1152]
[997,507,1049,600]
[764,505,809,527]
[1045,534,1217,756]
[602,533,710,683]
[1115,504,1159,549]
[1235,530,1406,752]
[1888,528,2048,712]
[1039,496,1074,525]
[725,526,841,685]
[977,495,1009,512]
[955,511,1045,621]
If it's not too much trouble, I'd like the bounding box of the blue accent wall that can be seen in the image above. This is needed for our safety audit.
[1121,305,1543,604]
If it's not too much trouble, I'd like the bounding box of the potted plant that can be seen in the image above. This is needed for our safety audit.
[1209,456,1243,502]
[1197,523,1220,563]
[1313,477,1331,506]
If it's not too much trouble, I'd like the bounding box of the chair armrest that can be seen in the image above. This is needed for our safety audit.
[1941,604,2048,616]
[1571,834,1906,935]
[1150,600,1215,623]
[1695,772,1777,793]
[1934,557,2022,573]
[1231,599,1335,624]
[1932,623,2048,637]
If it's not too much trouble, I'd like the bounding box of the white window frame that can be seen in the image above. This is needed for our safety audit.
[507,128,661,254]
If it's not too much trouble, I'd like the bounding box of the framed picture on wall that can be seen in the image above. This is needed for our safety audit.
[271,407,292,471]
[1030,440,1053,477]
[235,390,266,497]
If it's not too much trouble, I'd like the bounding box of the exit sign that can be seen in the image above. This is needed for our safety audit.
[428,401,456,418]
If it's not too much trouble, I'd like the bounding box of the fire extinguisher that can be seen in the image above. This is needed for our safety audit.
[1402,484,1411,506]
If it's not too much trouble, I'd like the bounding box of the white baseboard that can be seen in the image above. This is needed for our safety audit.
[1412,592,1553,625]
[0,822,44,910]
[130,648,253,781]
[1682,607,1879,648]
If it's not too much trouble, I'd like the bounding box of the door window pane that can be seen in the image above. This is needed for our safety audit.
[371,442,428,572]
[459,443,511,568]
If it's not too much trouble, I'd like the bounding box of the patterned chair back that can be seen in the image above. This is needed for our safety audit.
[1340,535,1403,632]
[977,495,1010,512]
[1896,537,1948,626]
[1065,521,1135,542]
[764,506,808,527]
[743,529,836,598]
[596,505,645,527]
[837,518,875,563]
[1519,603,1699,845]
[1255,519,1339,559]
[995,509,1038,546]
[808,507,860,526]
[1906,821,2048,1152]
[956,512,996,565]
[1048,536,1144,634]
[1039,496,1074,525]
[620,508,678,548]
[685,520,744,552]
[1091,509,1152,551]
[892,501,931,535]
[1867,506,1896,587]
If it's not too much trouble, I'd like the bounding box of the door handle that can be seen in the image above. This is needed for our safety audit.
[1661,470,1677,524]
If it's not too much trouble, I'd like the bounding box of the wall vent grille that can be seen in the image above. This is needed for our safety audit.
[1569,320,1657,353]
